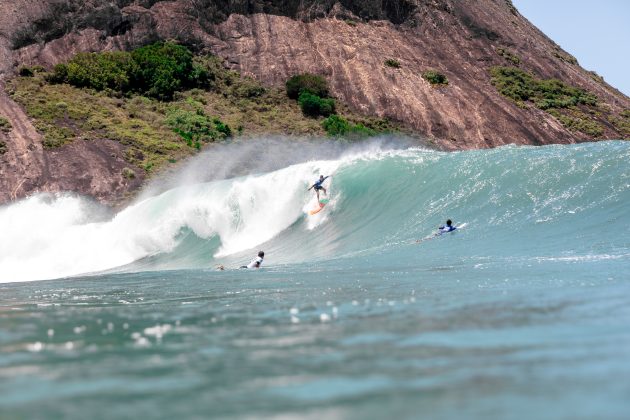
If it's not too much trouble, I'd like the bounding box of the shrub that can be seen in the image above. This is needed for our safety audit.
[0,115,11,133]
[63,51,137,92]
[232,77,266,98]
[47,42,206,100]
[213,118,232,138]
[496,47,521,66]
[298,92,335,117]
[286,74,329,99]
[18,66,34,77]
[298,92,322,117]
[0,140,6,154]
[588,70,604,84]
[42,127,73,148]
[423,70,448,86]
[553,50,578,65]
[322,115,376,139]
[47,63,69,84]
[166,108,231,147]
[122,167,136,179]
[384,59,401,68]
[322,115,350,136]
[318,97,336,117]
[130,42,195,100]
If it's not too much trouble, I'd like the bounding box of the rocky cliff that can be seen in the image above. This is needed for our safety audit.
[1,0,629,205]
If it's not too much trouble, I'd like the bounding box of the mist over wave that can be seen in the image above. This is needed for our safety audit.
[0,138,628,283]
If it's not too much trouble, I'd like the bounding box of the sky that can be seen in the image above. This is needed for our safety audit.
[513,0,629,97]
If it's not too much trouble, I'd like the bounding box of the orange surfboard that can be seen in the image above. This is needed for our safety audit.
[309,198,329,215]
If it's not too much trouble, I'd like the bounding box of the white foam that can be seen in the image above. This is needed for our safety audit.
[0,144,427,283]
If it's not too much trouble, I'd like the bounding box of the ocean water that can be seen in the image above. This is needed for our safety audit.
[1,139,629,419]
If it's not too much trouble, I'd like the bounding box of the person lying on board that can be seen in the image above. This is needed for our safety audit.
[240,251,265,269]
[415,219,458,243]
[216,251,265,270]
[308,175,329,201]
[438,219,456,234]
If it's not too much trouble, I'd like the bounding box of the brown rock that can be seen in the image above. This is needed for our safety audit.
[0,0,628,205]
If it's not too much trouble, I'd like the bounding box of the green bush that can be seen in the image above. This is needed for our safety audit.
[298,92,335,117]
[322,115,376,139]
[131,42,196,100]
[47,63,68,84]
[166,108,231,147]
[0,140,6,154]
[286,74,329,99]
[422,70,448,86]
[47,42,209,100]
[18,66,34,77]
[385,59,401,68]
[322,115,350,136]
[60,51,137,92]
[213,118,232,137]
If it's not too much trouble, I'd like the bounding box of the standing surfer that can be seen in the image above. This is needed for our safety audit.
[308,175,329,201]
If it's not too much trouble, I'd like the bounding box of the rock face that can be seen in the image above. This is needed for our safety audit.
[0,0,629,204]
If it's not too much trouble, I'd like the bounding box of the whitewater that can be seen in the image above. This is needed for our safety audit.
[1,138,629,419]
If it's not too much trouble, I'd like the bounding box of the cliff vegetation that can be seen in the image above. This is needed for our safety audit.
[7,42,397,176]
[490,66,628,138]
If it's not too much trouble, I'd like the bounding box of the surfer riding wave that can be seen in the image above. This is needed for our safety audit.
[308,175,329,201]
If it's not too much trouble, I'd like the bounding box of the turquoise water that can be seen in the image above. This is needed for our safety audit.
[1,140,629,419]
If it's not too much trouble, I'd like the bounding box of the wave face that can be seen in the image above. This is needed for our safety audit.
[1,139,628,282]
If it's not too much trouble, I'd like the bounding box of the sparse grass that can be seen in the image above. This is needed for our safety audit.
[490,67,597,109]
[547,109,604,137]
[496,47,521,66]
[552,49,578,65]
[489,66,611,137]
[345,19,357,26]
[422,70,448,86]
[0,115,11,133]
[9,76,185,164]
[608,110,630,139]
[588,70,605,84]
[122,167,136,179]
[385,59,401,69]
